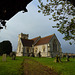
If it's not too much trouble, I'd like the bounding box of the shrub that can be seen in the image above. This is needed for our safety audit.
[0,41,12,55]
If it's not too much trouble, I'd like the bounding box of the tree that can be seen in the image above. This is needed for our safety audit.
[0,40,12,55]
[63,0,75,6]
[0,0,32,29]
[38,0,75,44]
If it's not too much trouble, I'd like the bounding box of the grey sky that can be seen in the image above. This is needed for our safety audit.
[0,0,75,53]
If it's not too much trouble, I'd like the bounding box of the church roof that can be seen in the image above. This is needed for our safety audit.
[21,38,33,47]
[21,34,55,47]
[35,34,54,46]
[31,36,41,42]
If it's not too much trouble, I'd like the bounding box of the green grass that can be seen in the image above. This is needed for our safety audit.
[0,56,25,75]
[31,57,75,75]
[0,56,75,75]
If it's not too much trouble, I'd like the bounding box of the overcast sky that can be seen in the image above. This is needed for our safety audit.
[0,0,75,53]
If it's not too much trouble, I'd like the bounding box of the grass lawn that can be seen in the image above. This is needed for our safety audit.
[0,56,25,75]
[0,56,75,75]
[31,57,75,75]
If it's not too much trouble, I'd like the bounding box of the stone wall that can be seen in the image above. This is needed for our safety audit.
[34,44,48,57]
[49,34,62,57]
[23,47,33,56]
[33,34,62,57]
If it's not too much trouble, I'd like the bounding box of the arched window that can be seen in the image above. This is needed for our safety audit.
[53,39,57,52]
[35,47,38,53]
[42,46,45,52]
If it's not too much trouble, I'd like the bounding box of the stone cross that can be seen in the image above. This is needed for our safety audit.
[2,54,6,61]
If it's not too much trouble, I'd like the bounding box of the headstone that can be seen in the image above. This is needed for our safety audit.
[54,55,59,62]
[54,55,62,63]
[2,54,6,61]
[58,55,62,62]
[66,55,70,61]
[10,52,16,60]
[12,55,16,60]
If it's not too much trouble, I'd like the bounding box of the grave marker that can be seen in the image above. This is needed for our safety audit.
[2,54,6,61]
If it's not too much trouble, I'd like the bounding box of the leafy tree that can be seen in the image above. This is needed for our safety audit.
[38,0,75,44]
[0,41,12,55]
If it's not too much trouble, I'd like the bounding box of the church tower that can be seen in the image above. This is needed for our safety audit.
[18,33,29,41]
[16,33,29,56]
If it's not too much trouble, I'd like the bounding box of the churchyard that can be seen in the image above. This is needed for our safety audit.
[0,56,75,75]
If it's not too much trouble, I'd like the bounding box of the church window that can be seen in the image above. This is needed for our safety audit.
[53,40,57,51]
[42,46,45,52]
[48,44,50,48]
[35,48,38,53]
[43,48,45,52]
[35,50,37,53]
[48,44,49,47]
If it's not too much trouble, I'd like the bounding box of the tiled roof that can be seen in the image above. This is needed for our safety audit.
[21,34,55,47]
[31,36,41,42]
[21,38,34,47]
[35,34,54,46]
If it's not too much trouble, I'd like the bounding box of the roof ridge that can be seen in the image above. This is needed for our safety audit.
[35,34,55,46]
[21,38,33,41]
[31,36,41,40]
[41,34,54,39]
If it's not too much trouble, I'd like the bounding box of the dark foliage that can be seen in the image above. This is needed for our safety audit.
[0,40,12,55]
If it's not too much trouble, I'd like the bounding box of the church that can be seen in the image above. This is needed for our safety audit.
[16,33,62,57]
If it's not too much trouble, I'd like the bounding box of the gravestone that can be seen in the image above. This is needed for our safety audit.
[10,52,16,60]
[12,55,16,60]
[66,55,70,61]
[54,55,62,63]
[54,55,59,62]
[58,55,62,62]
[2,54,6,61]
